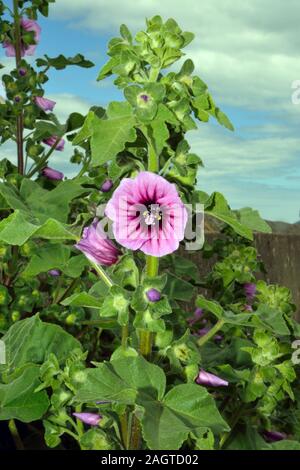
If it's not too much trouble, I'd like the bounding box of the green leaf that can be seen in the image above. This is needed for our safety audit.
[36,54,94,70]
[72,108,105,146]
[215,108,234,131]
[0,365,49,422]
[75,357,228,449]
[237,207,272,234]
[22,245,86,278]
[61,292,103,309]
[91,102,136,165]
[165,273,195,301]
[264,440,300,450]
[196,295,224,319]
[141,383,228,450]
[205,192,253,240]
[0,210,78,245]
[75,356,166,405]
[0,315,81,375]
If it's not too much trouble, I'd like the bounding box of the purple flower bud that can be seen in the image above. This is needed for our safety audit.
[187,307,204,326]
[43,136,65,151]
[73,412,102,427]
[41,167,64,181]
[146,288,161,302]
[262,430,287,443]
[100,179,113,193]
[35,96,56,112]
[196,369,229,388]
[197,327,210,337]
[244,282,256,300]
[48,269,61,277]
[19,68,27,76]
[140,94,150,103]
[75,218,121,267]
[194,307,204,319]
[14,95,21,103]
[214,334,223,343]
[244,304,253,312]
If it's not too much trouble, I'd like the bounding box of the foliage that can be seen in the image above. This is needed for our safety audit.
[0,2,299,451]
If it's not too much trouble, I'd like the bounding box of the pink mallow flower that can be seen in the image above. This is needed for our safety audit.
[75,218,121,267]
[43,136,65,151]
[73,412,102,427]
[3,18,41,57]
[35,96,56,112]
[105,171,188,257]
[41,167,64,180]
[196,369,229,388]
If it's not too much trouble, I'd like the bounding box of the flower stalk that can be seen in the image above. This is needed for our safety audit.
[197,319,225,347]
[13,0,24,175]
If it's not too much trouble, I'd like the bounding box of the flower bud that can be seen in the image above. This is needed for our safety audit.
[146,288,161,302]
[196,369,228,388]
[73,412,102,427]
[100,179,113,192]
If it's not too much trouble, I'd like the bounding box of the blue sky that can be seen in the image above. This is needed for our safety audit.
[1,0,300,223]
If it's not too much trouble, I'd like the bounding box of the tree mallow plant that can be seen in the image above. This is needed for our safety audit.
[0,1,300,451]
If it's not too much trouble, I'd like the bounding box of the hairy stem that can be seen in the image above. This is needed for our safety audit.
[13,0,24,175]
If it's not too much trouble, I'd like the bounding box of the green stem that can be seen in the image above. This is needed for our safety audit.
[90,261,113,288]
[147,135,158,172]
[74,405,84,439]
[120,411,129,449]
[197,318,225,347]
[8,419,24,450]
[121,324,129,348]
[13,0,24,175]
[129,414,141,450]
[27,136,64,178]
[219,404,245,449]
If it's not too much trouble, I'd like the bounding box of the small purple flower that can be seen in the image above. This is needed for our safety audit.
[43,136,65,151]
[35,96,56,112]
[73,412,102,427]
[244,283,256,300]
[3,18,41,57]
[14,96,21,103]
[41,167,64,180]
[19,68,27,77]
[100,179,113,193]
[262,430,287,443]
[48,269,61,277]
[146,288,161,303]
[75,218,121,267]
[196,369,229,388]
